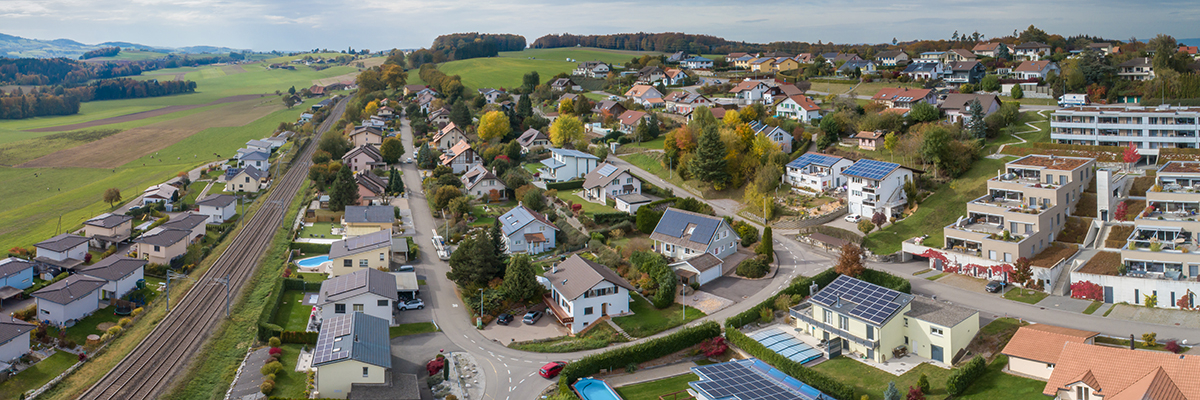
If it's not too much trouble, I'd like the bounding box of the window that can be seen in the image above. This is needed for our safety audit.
[838,315,849,330]
[154,245,161,252]
[335,304,346,314]
[1077,386,1090,400]
[378,299,388,307]
[584,307,593,315]
[866,326,874,340]
[1135,289,1140,304]
[824,310,832,324]
[353,304,363,312]
[988,250,996,260]
[379,253,385,261]
[359,259,369,267]
[904,336,909,345]
[363,367,369,377]
[1004,253,1013,262]
[931,326,944,336]
[344,259,352,267]
[904,317,908,327]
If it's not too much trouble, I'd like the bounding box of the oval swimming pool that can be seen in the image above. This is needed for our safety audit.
[573,378,622,400]
[296,255,330,268]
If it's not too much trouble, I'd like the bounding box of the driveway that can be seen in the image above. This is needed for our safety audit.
[823,216,867,237]
[391,332,463,400]
[479,311,569,344]
[702,274,774,304]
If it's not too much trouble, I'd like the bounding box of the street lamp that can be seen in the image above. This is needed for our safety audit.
[477,288,485,329]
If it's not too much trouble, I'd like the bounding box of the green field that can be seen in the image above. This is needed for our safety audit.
[0,351,79,400]
[614,373,698,400]
[87,49,169,62]
[437,47,658,91]
[264,52,352,64]
[497,47,660,65]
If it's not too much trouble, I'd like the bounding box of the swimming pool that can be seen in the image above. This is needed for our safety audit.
[750,328,823,364]
[296,255,330,268]
[573,378,622,400]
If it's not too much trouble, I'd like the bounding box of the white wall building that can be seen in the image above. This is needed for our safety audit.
[784,153,855,193]
[76,256,146,301]
[317,269,398,325]
[844,159,917,218]
[33,275,106,326]
[499,205,559,254]
[539,148,599,182]
[650,207,738,261]
[196,194,238,224]
[0,320,34,363]
[542,255,636,334]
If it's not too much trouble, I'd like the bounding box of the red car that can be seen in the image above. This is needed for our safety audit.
[539,361,567,378]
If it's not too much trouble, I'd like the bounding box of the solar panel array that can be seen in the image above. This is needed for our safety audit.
[324,271,367,298]
[597,164,619,177]
[692,361,817,400]
[811,275,907,326]
[312,314,354,365]
[653,208,720,245]
[786,153,842,169]
[749,329,823,364]
[842,159,901,180]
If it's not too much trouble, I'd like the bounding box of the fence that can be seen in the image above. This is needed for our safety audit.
[771,206,847,230]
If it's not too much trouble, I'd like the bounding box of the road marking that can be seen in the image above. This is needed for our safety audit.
[453,304,459,307]
[524,360,533,363]
[509,377,512,383]
[519,378,526,385]
[471,339,476,343]
[478,346,484,350]
[463,334,469,338]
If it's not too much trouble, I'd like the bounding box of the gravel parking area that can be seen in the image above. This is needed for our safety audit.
[1105,304,1200,329]
[933,273,990,293]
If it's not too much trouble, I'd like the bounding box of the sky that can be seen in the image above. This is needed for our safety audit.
[1,0,1198,51]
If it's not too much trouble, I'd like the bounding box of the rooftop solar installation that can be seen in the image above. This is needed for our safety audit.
[842,159,901,180]
[810,275,912,326]
[653,208,721,245]
[313,314,354,365]
[596,164,619,177]
[786,153,842,169]
[690,359,828,400]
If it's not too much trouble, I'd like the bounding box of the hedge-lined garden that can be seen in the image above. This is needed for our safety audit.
[557,321,721,395]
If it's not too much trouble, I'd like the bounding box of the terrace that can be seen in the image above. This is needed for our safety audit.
[1122,258,1195,281]
[1123,227,1197,254]
[1152,178,1200,194]
[1139,201,1200,221]
[990,168,1063,190]
[946,213,1027,243]
[944,237,984,257]
[789,302,878,349]
[971,191,1045,214]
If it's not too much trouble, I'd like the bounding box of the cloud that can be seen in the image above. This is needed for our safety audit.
[738,19,768,24]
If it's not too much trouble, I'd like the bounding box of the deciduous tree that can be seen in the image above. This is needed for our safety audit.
[1123,142,1140,171]
[478,111,511,142]
[558,98,574,116]
[909,102,940,123]
[549,115,584,147]
[835,243,865,278]
[381,64,408,91]
[380,137,404,163]
[103,188,122,207]
[883,132,898,162]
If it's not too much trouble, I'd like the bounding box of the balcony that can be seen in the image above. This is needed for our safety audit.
[1152,181,1200,194]
[971,194,1044,213]
[1123,227,1196,254]
[789,302,877,349]
[1139,202,1200,221]
[542,293,574,323]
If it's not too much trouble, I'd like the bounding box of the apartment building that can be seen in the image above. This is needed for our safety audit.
[844,159,917,219]
[1121,161,1200,288]
[783,152,854,193]
[1050,105,1200,160]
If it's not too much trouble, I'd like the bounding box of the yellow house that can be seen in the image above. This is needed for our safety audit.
[133,228,190,265]
[83,213,133,249]
[328,230,392,277]
[749,58,776,72]
[791,275,979,365]
[773,58,801,72]
[341,205,395,237]
[228,167,266,193]
[313,312,391,399]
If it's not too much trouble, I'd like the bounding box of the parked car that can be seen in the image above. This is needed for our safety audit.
[985,281,1006,293]
[522,310,542,324]
[539,361,567,378]
[397,299,425,310]
[496,313,514,325]
[844,214,862,223]
[397,265,414,272]
[405,158,413,164]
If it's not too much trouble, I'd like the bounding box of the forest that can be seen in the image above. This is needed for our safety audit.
[81,46,121,59]
[406,33,526,68]
[0,78,197,119]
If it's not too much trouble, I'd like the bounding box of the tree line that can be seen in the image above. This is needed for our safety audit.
[0,78,196,119]
[81,47,121,59]
[406,33,526,68]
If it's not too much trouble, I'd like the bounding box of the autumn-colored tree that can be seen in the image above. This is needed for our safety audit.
[478,111,511,142]
[906,386,926,400]
[1011,257,1032,286]
[381,64,408,91]
[722,109,742,126]
[1114,200,1129,221]
[857,219,875,235]
[1070,280,1103,301]
[558,98,575,116]
[883,132,898,162]
[1123,142,1140,170]
[835,243,865,278]
[380,137,404,164]
[363,100,379,117]
[549,115,584,147]
[103,188,122,208]
[871,212,887,229]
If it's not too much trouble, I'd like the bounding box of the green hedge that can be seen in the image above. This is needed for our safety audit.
[593,212,633,225]
[281,330,319,344]
[289,242,331,254]
[726,269,840,329]
[946,355,987,395]
[727,328,855,400]
[859,269,911,295]
[557,321,721,394]
[257,278,286,342]
[545,180,585,191]
[282,277,322,291]
[23,272,69,296]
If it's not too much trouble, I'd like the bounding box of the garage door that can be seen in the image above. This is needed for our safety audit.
[930,345,944,363]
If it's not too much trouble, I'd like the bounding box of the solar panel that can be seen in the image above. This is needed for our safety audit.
[596,164,619,177]
[843,159,901,180]
[692,359,821,400]
[313,314,355,365]
[787,153,842,169]
[811,275,908,326]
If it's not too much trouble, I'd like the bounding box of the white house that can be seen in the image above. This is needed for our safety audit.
[478,88,505,104]
[784,152,855,193]
[236,148,270,172]
[76,256,147,301]
[668,253,724,286]
[573,61,610,78]
[0,258,36,291]
[1013,42,1051,61]
[141,183,179,205]
[775,95,822,123]
[876,50,911,66]
[246,139,273,151]
[0,319,34,363]
[844,158,917,218]
[617,110,650,133]
[317,268,398,325]
[681,56,713,70]
[615,193,653,214]
[650,207,738,261]
[196,194,238,224]
[624,85,664,108]
[33,274,106,326]
[431,123,468,152]
[582,163,641,204]
[34,233,89,272]
[729,80,773,106]
[516,128,551,153]
[539,148,599,182]
[499,205,559,254]
[313,312,392,399]
[1013,60,1060,80]
[748,121,792,153]
[664,69,689,86]
[439,140,482,174]
[542,255,636,334]
[161,213,209,243]
[461,164,507,200]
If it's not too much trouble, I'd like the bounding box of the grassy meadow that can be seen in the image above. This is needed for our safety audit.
[437,47,658,91]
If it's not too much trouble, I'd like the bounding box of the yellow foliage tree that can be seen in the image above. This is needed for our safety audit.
[363,100,379,117]
[734,122,755,145]
[722,109,742,126]
[477,111,511,142]
[549,115,584,147]
[381,64,408,91]
[752,134,781,161]
[558,98,575,116]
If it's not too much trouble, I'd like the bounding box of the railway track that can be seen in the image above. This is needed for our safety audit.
[77,97,347,400]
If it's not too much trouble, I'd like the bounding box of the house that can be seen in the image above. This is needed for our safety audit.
[228,166,266,193]
[196,194,237,224]
[1042,342,1199,400]
[855,131,885,151]
[617,110,650,133]
[592,101,627,119]
[651,207,737,261]
[940,93,1001,124]
[83,213,133,249]
[141,183,179,206]
[1117,57,1155,81]
[871,88,936,109]
[901,62,944,80]
[749,57,776,72]
[784,152,854,193]
[162,212,209,243]
[729,80,773,106]
[876,50,910,66]
[517,128,551,153]
[791,275,979,364]
[1014,42,1051,60]
[615,193,653,214]
[542,255,635,334]
[837,60,877,75]
[573,61,610,78]
[341,205,395,237]
[662,92,711,116]
[416,92,436,113]
[439,140,482,174]
[920,51,944,62]
[245,139,273,152]
[845,158,917,218]
[794,53,814,63]
[668,252,724,287]
[582,163,641,204]
[317,268,398,324]
[134,227,190,265]
[945,49,976,62]
[77,256,146,301]
[550,78,581,92]
[972,42,1008,58]
[0,319,34,363]
[328,230,393,278]
[664,69,688,86]
[1090,42,1115,55]
[478,88,505,104]
[667,51,687,63]
[354,172,389,206]
[1013,60,1060,80]
[376,106,394,119]
[1001,324,1098,380]
[349,126,384,148]
[427,107,451,126]
[824,53,863,64]
[431,123,468,152]
[636,66,666,84]
[772,57,801,72]
[342,144,385,173]
[540,148,600,182]
[942,61,986,85]
[461,165,507,200]
[730,54,757,69]
[689,359,830,400]
[624,85,664,108]
[404,84,433,97]
[499,205,558,254]
[775,94,822,123]
[34,234,89,272]
[236,148,270,172]
[313,312,392,399]
[748,121,793,153]
[33,274,106,326]
[0,257,35,299]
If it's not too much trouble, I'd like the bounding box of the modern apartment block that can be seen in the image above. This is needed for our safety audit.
[783,152,854,193]
[1050,106,1200,161]
[944,155,1096,263]
[1124,161,1200,280]
[844,159,917,219]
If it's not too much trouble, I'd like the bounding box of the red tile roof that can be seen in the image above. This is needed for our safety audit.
[1001,324,1098,364]
[871,87,933,102]
[1044,342,1200,398]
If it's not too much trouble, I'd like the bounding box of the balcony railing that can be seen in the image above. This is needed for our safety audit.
[542,293,574,323]
[790,302,878,349]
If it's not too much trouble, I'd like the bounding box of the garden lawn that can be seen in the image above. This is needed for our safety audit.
[955,356,1048,400]
[1003,288,1049,304]
[523,163,542,175]
[389,322,439,338]
[614,373,699,400]
[57,306,123,345]
[294,272,328,284]
[625,136,665,150]
[811,357,952,400]
[1082,301,1103,315]
[863,157,1012,255]
[0,351,79,400]
[270,343,309,399]
[179,183,206,206]
[612,294,704,338]
[555,191,617,216]
[298,222,340,239]
[274,290,315,332]
[509,322,627,353]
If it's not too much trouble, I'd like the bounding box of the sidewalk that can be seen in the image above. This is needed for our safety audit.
[606,361,697,388]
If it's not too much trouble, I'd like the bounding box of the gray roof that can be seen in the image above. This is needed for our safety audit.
[237,166,266,181]
[329,230,392,259]
[196,194,236,208]
[650,207,725,251]
[903,63,941,73]
[517,129,549,147]
[615,193,653,205]
[0,258,35,280]
[246,139,273,148]
[548,148,599,160]
[540,157,565,170]
[877,50,907,59]
[312,312,392,368]
[135,228,191,248]
[85,213,133,229]
[77,256,146,282]
[544,255,636,300]
[582,163,634,190]
[499,206,557,236]
[940,93,1000,113]
[342,144,383,163]
[162,213,208,232]
[905,295,978,328]
[343,206,395,224]
[34,234,90,253]
[238,149,269,161]
[683,253,723,272]
[318,268,398,305]
[0,319,34,347]
[33,274,106,305]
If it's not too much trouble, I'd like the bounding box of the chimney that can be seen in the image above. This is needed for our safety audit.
[552,264,557,274]
[836,296,842,308]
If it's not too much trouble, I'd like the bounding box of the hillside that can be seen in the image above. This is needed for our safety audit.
[0,31,249,59]
[440,47,658,91]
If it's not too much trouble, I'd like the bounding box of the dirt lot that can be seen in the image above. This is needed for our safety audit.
[25,94,267,133]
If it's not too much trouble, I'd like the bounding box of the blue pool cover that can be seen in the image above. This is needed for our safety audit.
[751,328,822,364]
